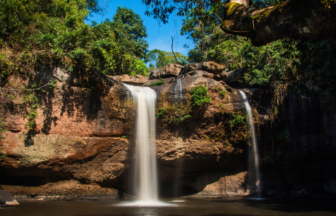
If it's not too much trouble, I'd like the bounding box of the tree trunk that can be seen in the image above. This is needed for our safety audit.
[221,0,336,46]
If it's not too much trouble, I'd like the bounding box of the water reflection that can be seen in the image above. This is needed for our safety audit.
[1,199,336,216]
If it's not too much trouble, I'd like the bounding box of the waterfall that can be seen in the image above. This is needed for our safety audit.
[238,90,261,197]
[124,84,159,204]
[175,78,183,101]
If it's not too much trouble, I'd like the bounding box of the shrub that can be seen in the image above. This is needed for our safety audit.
[150,81,166,86]
[156,106,192,125]
[220,89,227,97]
[189,85,211,106]
[229,113,247,128]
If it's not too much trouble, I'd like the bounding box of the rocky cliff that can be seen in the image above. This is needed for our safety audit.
[0,62,336,201]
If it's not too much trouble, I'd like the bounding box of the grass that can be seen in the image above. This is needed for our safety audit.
[150,81,166,86]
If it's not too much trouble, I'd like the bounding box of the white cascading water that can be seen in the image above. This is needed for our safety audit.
[123,84,161,205]
[238,90,261,197]
[175,78,183,101]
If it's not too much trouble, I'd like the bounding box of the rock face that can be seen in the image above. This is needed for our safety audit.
[184,62,227,75]
[150,64,183,79]
[0,66,250,199]
[1,62,336,200]
[0,67,251,200]
[188,172,248,198]
[111,74,149,85]
[1,180,128,201]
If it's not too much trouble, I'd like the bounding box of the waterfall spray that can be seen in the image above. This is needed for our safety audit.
[238,90,261,197]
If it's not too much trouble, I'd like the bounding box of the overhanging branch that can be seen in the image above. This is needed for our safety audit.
[221,0,336,46]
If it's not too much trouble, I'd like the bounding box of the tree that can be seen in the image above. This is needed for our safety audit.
[143,0,336,46]
[110,6,149,75]
[146,49,188,68]
[180,3,226,62]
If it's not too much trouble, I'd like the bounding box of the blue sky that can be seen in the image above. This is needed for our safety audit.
[86,0,194,56]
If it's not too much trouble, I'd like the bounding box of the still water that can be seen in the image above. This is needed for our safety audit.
[1,199,336,216]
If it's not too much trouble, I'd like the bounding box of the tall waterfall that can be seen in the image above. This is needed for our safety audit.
[124,84,159,204]
[175,78,183,101]
[238,90,261,197]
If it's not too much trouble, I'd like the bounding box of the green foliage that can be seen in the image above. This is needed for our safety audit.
[276,130,290,142]
[220,89,227,97]
[156,106,192,125]
[146,49,188,68]
[181,3,226,63]
[143,0,226,24]
[0,118,6,140]
[189,85,211,106]
[150,81,166,86]
[228,113,247,128]
[111,6,149,75]
[208,36,248,70]
[273,106,278,115]
[121,136,127,139]
[0,1,149,79]
[298,39,336,105]
[242,39,300,89]
[22,91,39,130]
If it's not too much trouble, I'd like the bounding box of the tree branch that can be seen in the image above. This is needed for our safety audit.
[171,36,179,64]
[221,0,336,46]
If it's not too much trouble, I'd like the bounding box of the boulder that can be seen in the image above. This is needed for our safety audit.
[150,64,183,79]
[186,70,214,79]
[187,172,249,198]
[184,62,227,75]
[111,74,149,85]
[0,189,19,206]
[214,71,229,80]
[143,77,174,87]
[224,68,246,83]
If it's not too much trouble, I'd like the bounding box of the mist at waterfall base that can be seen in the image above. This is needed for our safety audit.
[122,84,173,206]
[238,90,262,199]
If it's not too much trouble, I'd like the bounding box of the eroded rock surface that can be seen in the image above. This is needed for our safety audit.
[150,64,183,79]
[111,74,149,85]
